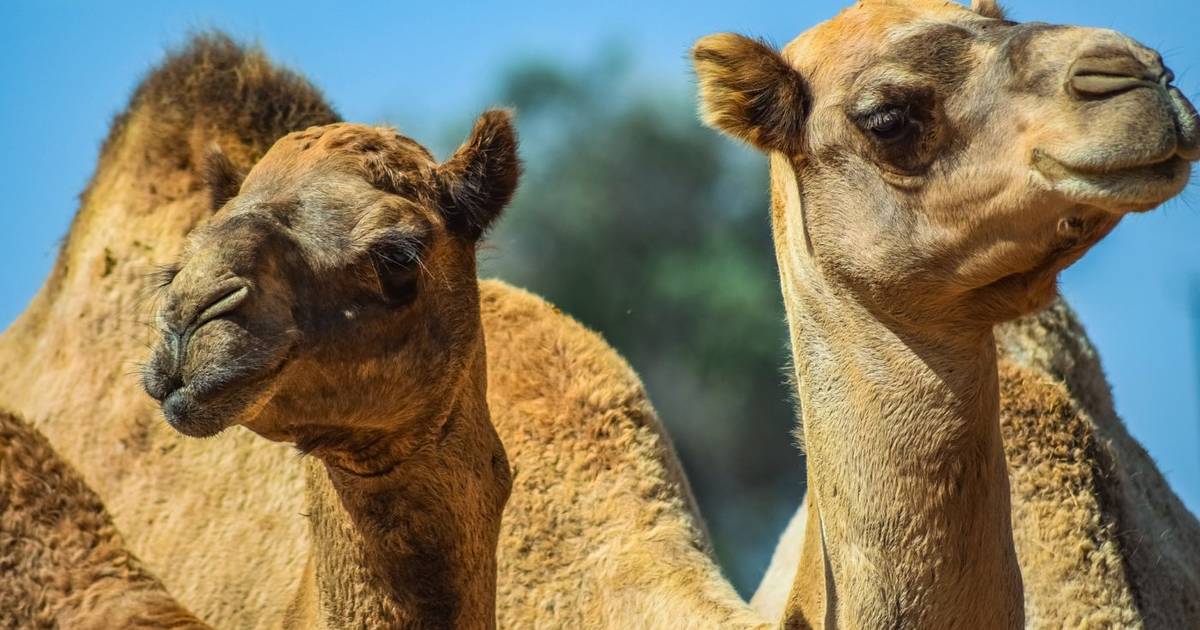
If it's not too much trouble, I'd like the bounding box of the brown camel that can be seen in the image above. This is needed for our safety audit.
[693,0,1200,627]
[0,409,207,629]
[0,35,755,629]
[0,35,763,628]
[140,114,521,627]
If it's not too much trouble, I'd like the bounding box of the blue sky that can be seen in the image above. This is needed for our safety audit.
[2,0,1199,515]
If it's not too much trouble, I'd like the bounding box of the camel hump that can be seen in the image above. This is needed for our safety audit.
[102,31,339,174]
[19,32,341,320]
[479,279,646,404]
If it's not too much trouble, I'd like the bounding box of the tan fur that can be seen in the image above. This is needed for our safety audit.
[695,1,1197,628]
[998,303,1200,628]
[0,409,208,629]
[971,0,1006,20]
[9,15,1196,630]
[481,282,765,629]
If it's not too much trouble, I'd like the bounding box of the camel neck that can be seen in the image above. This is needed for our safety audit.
[771,163,1022,629]
[301,345,511,629]
[784,281,1021,629]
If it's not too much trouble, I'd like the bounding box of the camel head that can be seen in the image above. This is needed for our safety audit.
[693,0,1198,327]
[142,112,520,454]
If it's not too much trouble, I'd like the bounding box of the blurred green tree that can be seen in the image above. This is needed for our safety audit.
[442,49,804,593]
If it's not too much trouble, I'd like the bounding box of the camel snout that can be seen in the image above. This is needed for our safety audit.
[157,278,251,338]
[1064,36,1198,163]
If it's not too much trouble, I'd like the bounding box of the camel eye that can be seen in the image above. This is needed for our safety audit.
[864,106,911,142]
[369,236,422,307]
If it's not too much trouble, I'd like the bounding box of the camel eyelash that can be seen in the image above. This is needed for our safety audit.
[153,264,181,289]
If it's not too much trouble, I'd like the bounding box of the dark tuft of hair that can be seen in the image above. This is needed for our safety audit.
[100,31,340,169]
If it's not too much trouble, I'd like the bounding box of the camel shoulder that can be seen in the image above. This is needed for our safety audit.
[480,278,650,419]
[478,278,696,499]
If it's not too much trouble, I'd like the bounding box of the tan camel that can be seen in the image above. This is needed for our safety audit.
[693,0,1200,627]
[0,409,207,629]
[140,115,521,627]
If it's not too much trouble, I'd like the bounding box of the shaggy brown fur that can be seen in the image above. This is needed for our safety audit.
[998,303,1200,628]
[0,410,208,629]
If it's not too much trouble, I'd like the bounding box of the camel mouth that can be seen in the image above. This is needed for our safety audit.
[161,385,247,438]
[1032,150,1191,212]
[158,360,286,438]
[143,322,293,438]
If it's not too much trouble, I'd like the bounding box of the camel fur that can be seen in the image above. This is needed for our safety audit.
[0,409,208,629]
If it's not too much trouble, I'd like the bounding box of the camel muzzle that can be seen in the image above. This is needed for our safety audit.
[1066,44,1199,163]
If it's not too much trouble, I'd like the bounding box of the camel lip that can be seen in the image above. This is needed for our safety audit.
[1032,149,1191,212]
[156,353,290,439]
[161,386,235,438]
[1032,147,1185,177]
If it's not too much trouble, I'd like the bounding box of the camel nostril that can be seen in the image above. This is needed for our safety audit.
[1068,54,1159,99]
[195,284,250,330]
[151,373,184,402]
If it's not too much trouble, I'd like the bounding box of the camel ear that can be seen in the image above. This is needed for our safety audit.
[435,110,522,240]
[203,146,245,211]
[692,33,810,156]
[971,0,1006,19]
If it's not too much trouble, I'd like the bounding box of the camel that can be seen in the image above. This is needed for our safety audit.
[0,409,206,629]
[693,0,1200,627]
[0,34,757,629]
[139,114,522,627]
[2,18,1196,630]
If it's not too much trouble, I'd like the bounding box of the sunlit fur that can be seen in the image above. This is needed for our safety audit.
[4,14,1197,630]
[695,0,1199,628]
[754,303,1200,628]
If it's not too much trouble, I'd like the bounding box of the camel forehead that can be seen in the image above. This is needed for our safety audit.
[247,123,434,187]
[783,0,980,84]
